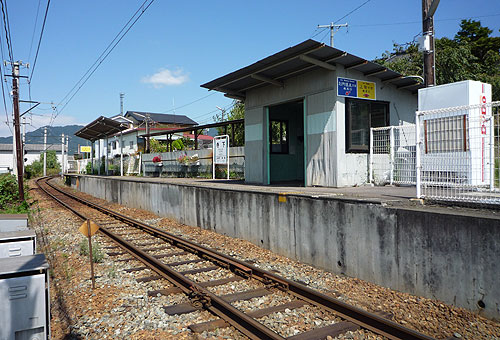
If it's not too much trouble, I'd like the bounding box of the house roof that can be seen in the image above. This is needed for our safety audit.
[74,116,129,141]
[0,144,62,152]
[183,133,214,141]
[124,111,198,126]
[201,39,425,99]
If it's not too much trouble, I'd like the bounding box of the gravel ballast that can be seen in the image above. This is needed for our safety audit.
[29,179,500,340]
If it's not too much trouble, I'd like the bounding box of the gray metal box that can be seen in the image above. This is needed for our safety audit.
[0,230,36,258]
[0,214,29,232]
[0,254,50,340]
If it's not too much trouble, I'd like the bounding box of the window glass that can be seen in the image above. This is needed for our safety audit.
[270,120,288,154]
[346,98,389,152]
[129,141,134,148]
[349,100,370,148]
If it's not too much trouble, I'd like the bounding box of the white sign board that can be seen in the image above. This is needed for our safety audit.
[213,135,229,179]
[214,136,229,164]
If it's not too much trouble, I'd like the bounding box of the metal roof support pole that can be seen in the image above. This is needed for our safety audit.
[97,140,101,175]
[231,124,235,147]
[90,142,94,175]
[194,130,198,150]
[105,137,109,175]
[120,132,124,176]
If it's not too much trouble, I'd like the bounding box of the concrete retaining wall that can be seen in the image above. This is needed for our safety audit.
[70,175,500,320]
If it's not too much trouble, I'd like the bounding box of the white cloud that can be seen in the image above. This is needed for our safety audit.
[141,68,189,88]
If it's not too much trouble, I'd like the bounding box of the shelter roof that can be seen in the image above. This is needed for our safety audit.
[74,116,128,142]
[201,39,424,99]
[124,111,198,126]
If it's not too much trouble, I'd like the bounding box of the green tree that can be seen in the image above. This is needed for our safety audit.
[25,150,61,179]
[149,138,168,153]
[375,20,500,101]
[213,100,245,146]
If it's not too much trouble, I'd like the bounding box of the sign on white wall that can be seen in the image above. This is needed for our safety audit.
[337,77,376,100]
[213,135,229,179]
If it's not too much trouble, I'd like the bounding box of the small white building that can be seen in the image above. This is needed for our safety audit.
[0,143,65,174]
[202,40,424,187]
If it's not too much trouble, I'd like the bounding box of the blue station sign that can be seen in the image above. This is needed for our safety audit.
[337,77,376,100]
[337,77,357,98]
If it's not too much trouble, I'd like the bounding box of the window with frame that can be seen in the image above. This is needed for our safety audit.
[345,98,389,152]
[270,120,288,154]
[129,141,134,149]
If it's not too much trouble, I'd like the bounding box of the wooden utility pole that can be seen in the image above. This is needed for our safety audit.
[12,61,24,201]
[422,0,440,87]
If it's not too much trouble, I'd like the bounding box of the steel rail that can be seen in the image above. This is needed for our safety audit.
[37,177,287,340]
[38,177,437,340]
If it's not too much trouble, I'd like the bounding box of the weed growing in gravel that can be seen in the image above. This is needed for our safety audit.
[79,239,104,263]
[60,253,75,280]
[108,264,118,278]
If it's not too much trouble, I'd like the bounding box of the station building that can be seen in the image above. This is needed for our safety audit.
[202,40,424,187]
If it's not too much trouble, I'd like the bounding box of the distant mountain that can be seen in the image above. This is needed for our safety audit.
[0,125,88,154]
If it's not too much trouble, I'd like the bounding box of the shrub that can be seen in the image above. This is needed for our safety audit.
[0,174,29,213]
[79,238,104,263]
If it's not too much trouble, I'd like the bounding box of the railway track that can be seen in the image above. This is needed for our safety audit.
[37,176,438,340]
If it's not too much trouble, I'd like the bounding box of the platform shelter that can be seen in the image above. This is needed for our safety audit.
[202,39,424,187]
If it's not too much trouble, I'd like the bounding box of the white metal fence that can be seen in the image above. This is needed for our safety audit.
[369,124,416,185]
[416,101,500,205]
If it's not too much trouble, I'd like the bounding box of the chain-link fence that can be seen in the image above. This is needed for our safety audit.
[369,124,416,185]
[416,101,500,205]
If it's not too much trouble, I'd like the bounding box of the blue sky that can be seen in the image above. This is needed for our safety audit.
[1,0,499,137]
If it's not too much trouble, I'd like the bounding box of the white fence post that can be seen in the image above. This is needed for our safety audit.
[369,128,373,184]
[390,126,395,185]
[490,116,495,191]
[415,112,422,198]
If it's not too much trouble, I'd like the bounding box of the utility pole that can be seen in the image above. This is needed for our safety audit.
[11,61,24,201]
[61,134,65,177]
[145,114,150,153]
[120,92,124,115]
[216,106,225,121]
[43,127,47,176]
[317,23,348,47]
[22,117,26,174]
[422,0,440,87]
[66,135,69,173]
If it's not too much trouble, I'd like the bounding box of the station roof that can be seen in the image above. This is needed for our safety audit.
[124,111,198,126]
[74,116,129,142]
[201,39,425,100]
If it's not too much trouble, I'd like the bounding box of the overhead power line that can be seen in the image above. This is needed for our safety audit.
[30,0,51,82]
[350,13,500,27]
[0,0,13,61]
[333,0,371,25]
[28,0,43,63]
[53,0,156,123]
[162,92,216,114]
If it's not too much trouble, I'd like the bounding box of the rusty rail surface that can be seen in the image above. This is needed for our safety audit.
[36,176,437,340]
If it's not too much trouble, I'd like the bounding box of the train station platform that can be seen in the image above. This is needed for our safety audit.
[65,174,500,320]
